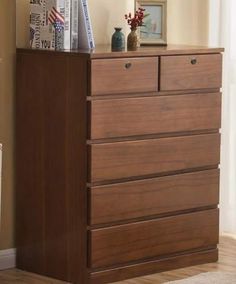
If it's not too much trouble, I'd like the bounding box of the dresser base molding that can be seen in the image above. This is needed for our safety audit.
[89,248,218,284]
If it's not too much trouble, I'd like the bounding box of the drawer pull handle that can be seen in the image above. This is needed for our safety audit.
[125,62,132,69]
[191,58,197,65]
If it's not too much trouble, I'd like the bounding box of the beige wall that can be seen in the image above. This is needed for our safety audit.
[168,0,209,45]
[1,0,209,250]
[89,0,209,46]
[17,0,209,48]
[0,0,15,250]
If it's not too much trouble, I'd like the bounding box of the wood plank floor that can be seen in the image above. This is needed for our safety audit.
[0,236,235,284]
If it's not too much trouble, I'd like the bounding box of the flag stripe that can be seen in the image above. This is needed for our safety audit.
[52,7,64,22]
[48,7,65,24]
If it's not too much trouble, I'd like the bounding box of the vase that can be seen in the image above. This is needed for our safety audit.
[127,28,138,51]
[111,27,125,51]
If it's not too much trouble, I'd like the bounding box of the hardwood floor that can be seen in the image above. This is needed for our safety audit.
[0,236,235,284]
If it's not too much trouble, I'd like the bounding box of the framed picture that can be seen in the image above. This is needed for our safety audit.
[136,0,167,45]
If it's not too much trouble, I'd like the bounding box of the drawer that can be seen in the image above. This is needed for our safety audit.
[89,209,219,269]
[160,54,222,91]
[90,93,221,139]
[89,133,220,183]
[89,169,219,225]
[91,57,158,95]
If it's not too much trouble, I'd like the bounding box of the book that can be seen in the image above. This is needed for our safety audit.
[78,0,95,49]
[64,0,71,49]
[71,0,79,49]
[30,0,43,49]
[30,0,71,50]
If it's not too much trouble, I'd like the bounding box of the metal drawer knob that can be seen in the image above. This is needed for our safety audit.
[125,62,132,69]
[191,58,197,65]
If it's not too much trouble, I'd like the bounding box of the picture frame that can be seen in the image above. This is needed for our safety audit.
[136,0,167,46]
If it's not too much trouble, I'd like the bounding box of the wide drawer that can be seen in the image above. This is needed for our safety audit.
[89,169,219,225]
[90,57,158,95]
[89,133,220,183]
[160,54,222,91]
[90,93,221,139]
[89,209,219,269]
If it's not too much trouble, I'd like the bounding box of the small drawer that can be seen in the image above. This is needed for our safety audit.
[89,169,219,225]
[89,133,220,183]
[89,209,219,269]
[91,57,158,95]
[90,93,221,139]
[160,54,222,91]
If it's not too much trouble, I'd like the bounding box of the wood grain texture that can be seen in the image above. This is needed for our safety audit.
[90,93,221,139]
[66,56,89,284]
[1,236,235,284]
[113,236,236,283]
[16,46,223,284]
[91,57,158,95]
[89,169,219,225]
[160,54,222,91]
[89,134,220,183]
[88,45,224,59]
[16,50,88,283]
[89,209,219,269]
[89,249,218,284]
[17,45,224,59]
[42,54,68,280]
[16,52,45,275]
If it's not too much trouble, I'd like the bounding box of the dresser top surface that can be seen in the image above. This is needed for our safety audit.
[17,44,224,59]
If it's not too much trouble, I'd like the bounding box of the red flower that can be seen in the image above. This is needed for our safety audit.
[125,8,146,29]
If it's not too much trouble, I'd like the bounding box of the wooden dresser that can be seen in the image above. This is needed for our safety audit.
[16,45,223,284]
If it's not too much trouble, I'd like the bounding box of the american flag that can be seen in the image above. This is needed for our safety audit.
[54,19,64,32]
[48,7,64,25]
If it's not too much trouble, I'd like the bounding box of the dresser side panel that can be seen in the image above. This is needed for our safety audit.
[16,50,88,283]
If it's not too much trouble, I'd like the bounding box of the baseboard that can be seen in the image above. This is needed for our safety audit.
[0,248,16,270]
[221,233,236,240]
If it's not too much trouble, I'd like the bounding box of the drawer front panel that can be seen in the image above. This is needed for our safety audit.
[90,93,221,139]
[89,169,219,225]
[160,54,222,91]
[89,209,219,269]
[91,58,158,95]
[89,134,220,183]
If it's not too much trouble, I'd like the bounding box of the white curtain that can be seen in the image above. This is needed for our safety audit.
[209,0,236,234]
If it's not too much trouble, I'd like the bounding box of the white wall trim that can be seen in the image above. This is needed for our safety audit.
[0,248,16,270]
[221,233,236,240]
[208,0,221,46]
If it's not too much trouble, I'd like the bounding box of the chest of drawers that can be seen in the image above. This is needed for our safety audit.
[16,45,223,284]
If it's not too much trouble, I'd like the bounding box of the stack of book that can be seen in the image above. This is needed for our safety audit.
[30,0,95,50]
